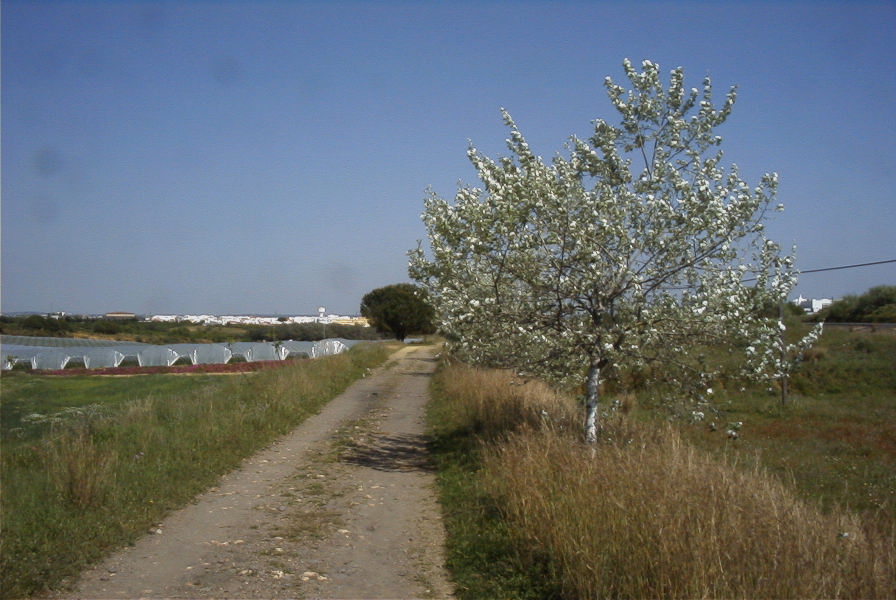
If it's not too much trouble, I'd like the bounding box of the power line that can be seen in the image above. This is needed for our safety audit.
[797,259,896,275]
[739,259,895,284]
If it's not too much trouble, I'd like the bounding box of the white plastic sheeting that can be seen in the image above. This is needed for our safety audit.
[137,346,181,368]
[1,335,362,371]
[315,338,350,357]
[81,348,126,369]
[0,345,126,370]
[2,345,46,370]
[228,342,283,363]
[1,337,148,371]
[31,350,73,370]
[166,343,233,365]
[280,340,316,358]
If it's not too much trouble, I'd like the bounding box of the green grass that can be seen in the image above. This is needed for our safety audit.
[1,373,221,438]
[426,365,565,599]
[790,327,896,396]
[680,389,896,517]
[678,328,896,516]
[0,342,395,599]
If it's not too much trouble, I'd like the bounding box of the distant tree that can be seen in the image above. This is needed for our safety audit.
[815,285,896,322]
[410,59,821,442]
[21,315,68,333]
[360,283,435,341]
[92,319,123,335]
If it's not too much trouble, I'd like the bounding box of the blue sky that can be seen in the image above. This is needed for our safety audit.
[2,1,894,315]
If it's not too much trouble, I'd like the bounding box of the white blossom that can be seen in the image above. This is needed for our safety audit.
[410,58,812,442]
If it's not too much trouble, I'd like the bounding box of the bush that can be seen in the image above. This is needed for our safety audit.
[91,319,122,335]
[815,285,896,322]
[20,315,70,333]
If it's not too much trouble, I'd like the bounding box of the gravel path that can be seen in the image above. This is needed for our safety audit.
[57,345,453,599]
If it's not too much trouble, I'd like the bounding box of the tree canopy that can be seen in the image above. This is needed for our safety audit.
[360,283,436,341]
[411,59,819,442]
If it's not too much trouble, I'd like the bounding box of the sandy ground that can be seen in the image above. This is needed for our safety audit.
[53,345,454,600]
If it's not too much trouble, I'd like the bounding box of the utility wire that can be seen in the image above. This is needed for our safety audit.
[796,258,896,275]
[738,259,894,284]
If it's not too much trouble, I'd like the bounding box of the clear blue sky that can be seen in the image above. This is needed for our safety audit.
[3,0,894,315]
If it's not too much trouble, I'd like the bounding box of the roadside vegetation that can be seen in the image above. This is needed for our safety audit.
[427,327,895,599]
[0,342,396,599]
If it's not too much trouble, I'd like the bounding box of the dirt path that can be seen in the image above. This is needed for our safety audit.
[57,345,454,599]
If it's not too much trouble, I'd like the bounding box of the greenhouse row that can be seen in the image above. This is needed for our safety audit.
[0,336,359,371]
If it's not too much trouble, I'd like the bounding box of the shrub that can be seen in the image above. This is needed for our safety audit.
[20,314,69,333]
[815,285,896,323]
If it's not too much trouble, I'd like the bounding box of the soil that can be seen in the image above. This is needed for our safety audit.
[52,345,454,599]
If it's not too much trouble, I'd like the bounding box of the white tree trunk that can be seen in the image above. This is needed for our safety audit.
[584,361,601,444]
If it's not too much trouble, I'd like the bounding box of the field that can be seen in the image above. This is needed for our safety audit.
[0,342,395,599]
[3,325,893,599]
[427,327,896,599]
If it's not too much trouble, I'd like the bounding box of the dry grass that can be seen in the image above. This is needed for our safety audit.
[45,428,118,510]
[436,362,579,438]
[433,362,896,599]
[486,428,893,599]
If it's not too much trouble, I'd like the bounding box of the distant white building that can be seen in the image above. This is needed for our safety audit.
[147,315,181,323]
[145,313,367,327]
[793,295,834,314]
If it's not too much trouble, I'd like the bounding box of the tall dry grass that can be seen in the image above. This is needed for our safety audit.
[437,362,895,599]
[436,362,579,438]
[45,428,118,510]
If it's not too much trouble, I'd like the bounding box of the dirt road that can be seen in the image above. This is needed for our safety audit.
[57,345,453,599]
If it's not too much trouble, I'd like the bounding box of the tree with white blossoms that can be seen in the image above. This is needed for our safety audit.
[410,59,821,443]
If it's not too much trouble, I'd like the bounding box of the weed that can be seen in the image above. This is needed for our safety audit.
[45,427,118,510]
[280,508,344,541]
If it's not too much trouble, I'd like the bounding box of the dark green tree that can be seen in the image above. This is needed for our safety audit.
[360,283,435,341]
[815,285,896,322]
[21,315,69,333]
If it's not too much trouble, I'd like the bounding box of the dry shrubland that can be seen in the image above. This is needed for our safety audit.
[433,362,895,599]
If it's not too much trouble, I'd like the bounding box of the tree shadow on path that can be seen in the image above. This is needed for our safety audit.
[341,433,435,472]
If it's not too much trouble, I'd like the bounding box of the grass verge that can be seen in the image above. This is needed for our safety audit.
[0,342,395,599]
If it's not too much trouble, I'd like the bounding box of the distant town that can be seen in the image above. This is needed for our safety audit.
[15,295,836,325]
[145,312,370,327]
[17,311,370,328]
[792,296,833,314]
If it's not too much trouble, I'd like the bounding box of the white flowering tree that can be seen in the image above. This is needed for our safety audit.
[410,59,818,442]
